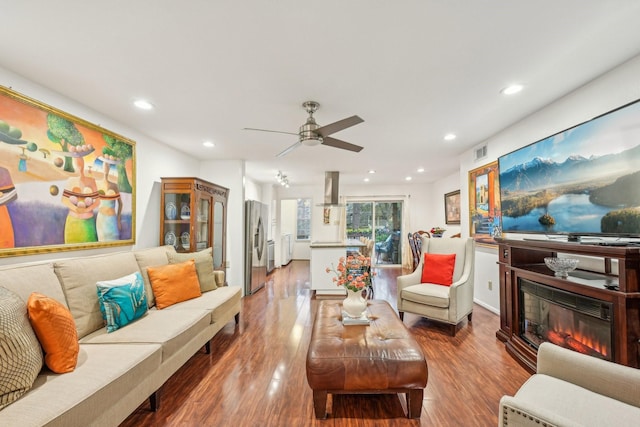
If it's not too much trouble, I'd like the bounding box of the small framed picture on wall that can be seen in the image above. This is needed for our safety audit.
[444,190,461,225]
[323,207,331,225]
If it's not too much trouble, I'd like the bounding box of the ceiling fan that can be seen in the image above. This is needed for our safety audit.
[244,101,364,157]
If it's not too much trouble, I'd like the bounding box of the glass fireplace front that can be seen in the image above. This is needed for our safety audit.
[519,278,613,361]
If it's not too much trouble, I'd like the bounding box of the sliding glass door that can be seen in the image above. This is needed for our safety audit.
[346,200,403,266]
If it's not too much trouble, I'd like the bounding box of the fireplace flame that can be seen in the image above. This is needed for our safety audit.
[547,325,609,359]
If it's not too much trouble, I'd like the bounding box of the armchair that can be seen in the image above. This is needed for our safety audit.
[397,236,475,336]
[499,342,640,426]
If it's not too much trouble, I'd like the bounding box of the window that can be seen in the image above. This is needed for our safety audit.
[296,198,311,240]
[346,200,403,265]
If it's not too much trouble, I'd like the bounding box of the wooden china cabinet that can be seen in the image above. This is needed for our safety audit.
[159,177,229,272]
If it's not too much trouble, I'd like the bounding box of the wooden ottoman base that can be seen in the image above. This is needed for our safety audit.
[313,388,424,419]
[306,300,428,419]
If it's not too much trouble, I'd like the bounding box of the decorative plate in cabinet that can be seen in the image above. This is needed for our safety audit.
[181,232,190,250]
[180,203,191,220]
[164,231,177,247]
[165,202,177,220]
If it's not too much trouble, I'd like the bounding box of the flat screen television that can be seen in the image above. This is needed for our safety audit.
[498,98,640,240]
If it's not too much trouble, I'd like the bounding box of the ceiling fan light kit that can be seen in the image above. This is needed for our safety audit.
[299,102,322,146]
[245,101,365,157]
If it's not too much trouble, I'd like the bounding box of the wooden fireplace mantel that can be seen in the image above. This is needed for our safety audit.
[495,237,640,373]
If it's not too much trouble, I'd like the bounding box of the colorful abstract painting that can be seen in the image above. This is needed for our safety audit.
[468,161,500,246]
[0,86,135,256]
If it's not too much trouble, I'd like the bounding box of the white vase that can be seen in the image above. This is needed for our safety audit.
[342,288,367,318]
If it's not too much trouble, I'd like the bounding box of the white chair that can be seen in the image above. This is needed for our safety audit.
[499,342,640,426]
[396,236,475,336]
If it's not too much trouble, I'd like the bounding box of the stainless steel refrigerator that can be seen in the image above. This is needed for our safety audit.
[244,200,268,295]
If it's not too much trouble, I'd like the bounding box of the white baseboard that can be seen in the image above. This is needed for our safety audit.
[474,298,499,315]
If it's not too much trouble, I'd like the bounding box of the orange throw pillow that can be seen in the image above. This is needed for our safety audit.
[27,293,79,374]
[421,253,456,286]
[147,259,202,309]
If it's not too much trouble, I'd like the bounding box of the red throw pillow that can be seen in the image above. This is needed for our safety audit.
[421,253,456,286]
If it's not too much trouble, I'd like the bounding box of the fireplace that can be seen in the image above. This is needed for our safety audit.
[518,278,613,361]
[497,238,640,371]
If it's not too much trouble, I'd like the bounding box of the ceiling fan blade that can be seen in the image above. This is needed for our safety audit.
[276,141,302,157]
[315,115,364,137]
[321,136,364,153]
[243,127,299,136]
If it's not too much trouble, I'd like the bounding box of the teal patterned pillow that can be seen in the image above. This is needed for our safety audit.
[96,272,148,333]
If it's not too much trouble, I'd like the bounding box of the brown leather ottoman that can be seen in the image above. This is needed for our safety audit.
[306,299,428,419]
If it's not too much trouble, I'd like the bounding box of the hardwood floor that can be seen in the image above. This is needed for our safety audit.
[120,261,531,427]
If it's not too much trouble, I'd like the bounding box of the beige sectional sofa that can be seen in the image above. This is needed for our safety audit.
[0,245,241,427]
[499,342,640,427]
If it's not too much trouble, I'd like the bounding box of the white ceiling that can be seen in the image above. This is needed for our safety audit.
[2,1,640,187]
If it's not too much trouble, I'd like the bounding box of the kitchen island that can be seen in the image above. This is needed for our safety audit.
[310,239,365,297]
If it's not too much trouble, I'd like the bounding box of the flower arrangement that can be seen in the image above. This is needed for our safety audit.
[430,226,446,235]
[326,255,374,292]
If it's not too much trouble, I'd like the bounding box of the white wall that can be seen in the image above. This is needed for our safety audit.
[199,160,245,289]
[428,173,463,238]
[0,66,199,267]
[260,182,275,241]
[457,54,640,313]
[244,177,261,202]
[280,200,296,236]
[279,199,301,262]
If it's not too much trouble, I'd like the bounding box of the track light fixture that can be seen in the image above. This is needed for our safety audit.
[276,171,290,188]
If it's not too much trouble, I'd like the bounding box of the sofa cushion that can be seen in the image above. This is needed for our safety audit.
[27,292,79,374]
[512,373,640,426]
[147,260,202,309]
[401,283,450,308]
[79,309,211,362]
[0,343,162,427]
[96,272,148,333]
[0,287,43,410]
[164,285,242,324]
[54,252,141,339]
[421,253,456,286]
[133,245,176,308]
[0,263,67,308]
[167,247,218,292]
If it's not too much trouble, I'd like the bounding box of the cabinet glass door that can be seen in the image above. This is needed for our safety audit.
[163,192,191,252]
[196,197,210,251]
[213,201,223,268]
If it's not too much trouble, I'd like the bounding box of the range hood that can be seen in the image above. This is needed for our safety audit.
[317,171,344,207]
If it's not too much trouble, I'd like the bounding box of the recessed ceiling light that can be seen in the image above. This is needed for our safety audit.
[444,134,456,141]
[133,99,154,110]
[501,84,524,95]
[368,170,376,174]
[203,141,215,148]
[417,167,425,173]
[364,177,370,182]
[405,176,412,181]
